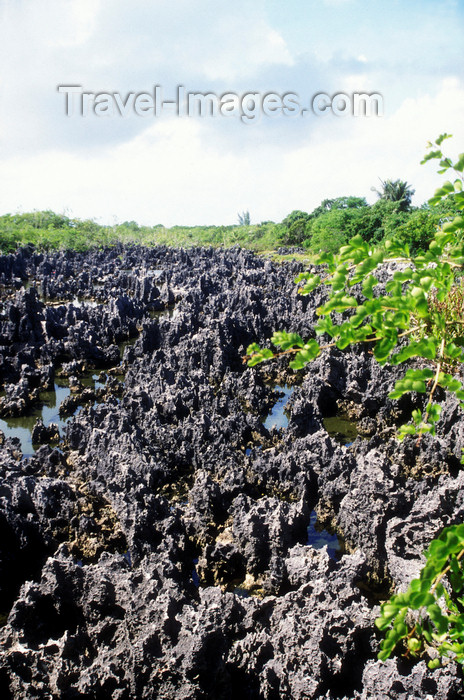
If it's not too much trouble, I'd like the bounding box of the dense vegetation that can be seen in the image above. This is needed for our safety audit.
[0,176,461,255]
[0,212,277,253]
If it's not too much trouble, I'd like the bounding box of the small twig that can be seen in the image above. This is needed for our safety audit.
[424,338,446,423]
[431,547,464,595]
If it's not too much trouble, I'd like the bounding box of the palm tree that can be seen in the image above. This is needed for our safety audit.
[372,179,415,212]
[237,211,251,226]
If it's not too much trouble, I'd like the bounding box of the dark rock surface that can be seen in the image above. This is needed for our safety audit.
[0,245,463,698]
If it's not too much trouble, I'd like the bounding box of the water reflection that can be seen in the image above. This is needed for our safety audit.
[0,382,71,457]
[307,510,343,560]
[262,385,294,431]
[323,414,358,445]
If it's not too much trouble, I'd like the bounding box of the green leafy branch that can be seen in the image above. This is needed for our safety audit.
[375,524,464,670]
[246,134,464,440]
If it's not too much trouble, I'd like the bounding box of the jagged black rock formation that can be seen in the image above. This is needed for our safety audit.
[0,245,463,699]
[31,419,60,444]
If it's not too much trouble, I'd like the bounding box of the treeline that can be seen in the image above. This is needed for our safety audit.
[279,180,461,255]
[0,180,460,255]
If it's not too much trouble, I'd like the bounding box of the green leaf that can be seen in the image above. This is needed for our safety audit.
[362,274,378,299]
[413,296,429,318]
[378,648,393,662]
[392,339,437,364]
[435,133,452,146]
[394,622,408,637]
[373,337,397,363]
[454,153,464,173]
[393,268,413,283]
[440,181,455,194]
[443,216,464,233]
[271,331,304,351]
[314,317,336,337]
[445,343,464,361]
[380,603,402,618]
[398,424,418,438]
[289,340,321,370]
[349,306,370,328]
[246,343,261,354]
[421,149,442,164]
[410,591,435,608]
[407,637,422,654]
[247,348,275,366]
[427,604,449,635]
[375,616,394,631]
[427,404,442,423]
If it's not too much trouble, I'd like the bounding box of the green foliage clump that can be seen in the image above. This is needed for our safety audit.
[376,524,464,670]
[0,211,284,253]
[306,208,359,254]
[279,210,311,246]
[390,209,444,254]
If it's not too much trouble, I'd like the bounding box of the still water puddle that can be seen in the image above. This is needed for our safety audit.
[149,304,177,320]
[120,268,164,278]
[43,297,102,309]
[244,385,294,454]
[0,371,110,458]
[307,510,344,560]
[262,385,294,431]
[0,382,71,457]
[322,414,358,445]
[70,298,99,309]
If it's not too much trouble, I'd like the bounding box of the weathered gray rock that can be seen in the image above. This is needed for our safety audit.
[1,245,464,698]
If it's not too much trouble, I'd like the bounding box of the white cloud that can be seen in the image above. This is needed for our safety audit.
[278,78,464,212]
[2,77,463,227]
[340,74,374,93]
[0,0,295,157]
[0,2,462,227]
[195,20,294,81]
[0,120,250,226]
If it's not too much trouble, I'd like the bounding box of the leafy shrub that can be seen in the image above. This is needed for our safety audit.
[390,209,445,254]
[279,210,311,245]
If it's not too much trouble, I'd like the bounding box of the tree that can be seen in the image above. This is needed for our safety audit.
[238,211,251,226]
[389,209,442,254]
[280,200,369,248]
[355,199,409,244]
[372,178,415,212]
[309,196,368,219]
[307,208,362,253]
[279,210,311,246]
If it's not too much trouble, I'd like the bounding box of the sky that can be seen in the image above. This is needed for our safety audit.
[0,0,463,227]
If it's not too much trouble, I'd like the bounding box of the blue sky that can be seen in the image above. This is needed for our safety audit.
[0,0,463,226]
